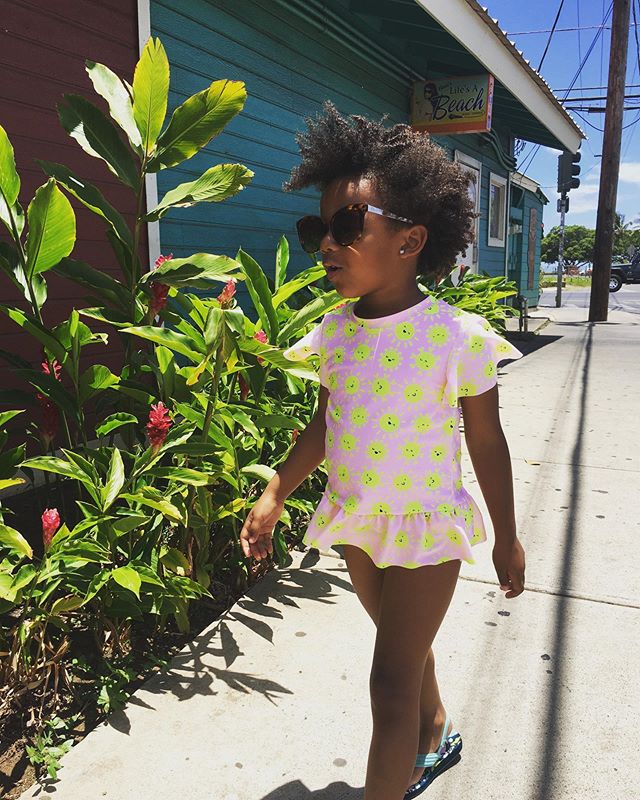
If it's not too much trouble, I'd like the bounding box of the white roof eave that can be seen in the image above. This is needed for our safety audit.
[413,0,585,153]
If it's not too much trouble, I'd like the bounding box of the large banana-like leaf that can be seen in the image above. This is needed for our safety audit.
[85,60,142,152]
[133,38,169,156]
[139,252,244,288]
[25,179,76,278]
[149,79,246,170]
[58,94,140,189]
[145,163,253,221]
[0,124,21,236]
[0,242,47,308]
[274,235,289,292]
[38,161,133,249]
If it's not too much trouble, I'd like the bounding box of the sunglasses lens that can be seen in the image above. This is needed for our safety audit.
[296,216,326,253]
[331,206,364,246]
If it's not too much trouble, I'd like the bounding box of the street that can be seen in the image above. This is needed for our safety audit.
[539,283,640,314]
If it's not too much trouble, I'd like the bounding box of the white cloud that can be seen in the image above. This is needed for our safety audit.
[567,181,599,214]
[618,163,640,184]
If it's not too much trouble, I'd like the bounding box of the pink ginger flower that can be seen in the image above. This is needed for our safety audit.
[146,401,173,450]
[217,279,237,308]
[154,253,173,269]
[253,330,268,365]
[291,429,299,444]
[42,508,61,549]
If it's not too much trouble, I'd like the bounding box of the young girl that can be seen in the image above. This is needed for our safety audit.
[240,103,526,800]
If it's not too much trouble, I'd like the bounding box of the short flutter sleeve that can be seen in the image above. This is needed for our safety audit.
[282,321,328,387]
[444,313,523,406]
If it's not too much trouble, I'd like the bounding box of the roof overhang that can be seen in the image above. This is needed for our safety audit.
[414,0,584,153]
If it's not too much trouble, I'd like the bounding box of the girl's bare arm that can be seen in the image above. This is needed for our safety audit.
[460,384,525,597]
[265,384,329,503]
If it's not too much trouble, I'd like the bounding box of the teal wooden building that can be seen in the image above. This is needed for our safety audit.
[142,0,583,311]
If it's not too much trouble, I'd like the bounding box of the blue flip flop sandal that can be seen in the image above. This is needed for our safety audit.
[404,713,462,799]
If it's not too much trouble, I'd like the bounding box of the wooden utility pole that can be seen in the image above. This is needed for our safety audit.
[589,0,631,321]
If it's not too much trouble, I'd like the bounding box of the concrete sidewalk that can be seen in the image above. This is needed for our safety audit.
[20,306,639,800]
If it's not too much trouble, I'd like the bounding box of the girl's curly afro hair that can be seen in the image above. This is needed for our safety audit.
[284,101,476,281]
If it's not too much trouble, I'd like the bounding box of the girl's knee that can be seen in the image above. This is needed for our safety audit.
[369,668,420,717]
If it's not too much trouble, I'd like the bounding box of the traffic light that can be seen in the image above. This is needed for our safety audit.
[557,150,581,194]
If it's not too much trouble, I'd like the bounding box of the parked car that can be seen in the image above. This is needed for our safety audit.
[610,250,640,291]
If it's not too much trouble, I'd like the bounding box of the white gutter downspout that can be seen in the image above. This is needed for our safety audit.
[137,0,161,268]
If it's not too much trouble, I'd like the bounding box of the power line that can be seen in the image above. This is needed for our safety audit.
[538,0,566,70]
[554,83,640,91]
[518,3,614,177]
[573,109,640,133]
[507,24,638,34]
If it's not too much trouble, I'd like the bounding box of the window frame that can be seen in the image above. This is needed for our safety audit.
[488,172,508,248]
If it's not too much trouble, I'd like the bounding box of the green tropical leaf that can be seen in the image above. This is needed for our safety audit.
[277,293,341,343]
[111,514,148,536]
[148,467,215,486]
[0,242,47,308]
[274,235,289,292]
[111,565,141,599]
[0,305,66,363]
[20,456,90,484]
[0,478,25,492]
[240,464,277,483]
[85,60,142,151]
[159,546,190,575]
[236,248,278,343]
[0,410,24,427]
[145,163,253,222]
[0,194,24,239]
[272,263,327,309]
[150,79,246,169]
[38,161,133,249]
[139,252,244,288]
[95,412,138,437]
[121,492,183,523]
[58,94,139,188]
[0,524,33,558]
[53,257,130,310]
[79,365,119,404]
[102,448,124,511]
[0,123,20,210]
[50,594,86,615]
[133,37,169,155]
[25,179,76,278]
[120,325,205,361]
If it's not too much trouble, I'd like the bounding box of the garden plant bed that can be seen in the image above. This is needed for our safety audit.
[0,545,288,799]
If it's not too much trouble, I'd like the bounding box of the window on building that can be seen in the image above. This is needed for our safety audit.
[488,173,507,247]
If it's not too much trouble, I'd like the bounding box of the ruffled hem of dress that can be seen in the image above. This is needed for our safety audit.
[303,493,487,569]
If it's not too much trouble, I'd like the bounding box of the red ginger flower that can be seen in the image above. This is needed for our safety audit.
[146,401,172,450]
[42,508,60,549]
[37,352,62,448]
[292,428,299,444]
[238,374,250,402]
[149,254,173,317]
[217,279,237,308]
[149,282,170,317]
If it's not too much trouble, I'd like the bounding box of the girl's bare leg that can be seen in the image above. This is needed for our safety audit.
[341,545,457,794]
[363,559,461,800]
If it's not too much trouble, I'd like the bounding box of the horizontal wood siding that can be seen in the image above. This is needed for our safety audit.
[150,0,410,313]
[151,0,514,314]
[0,0,142,435]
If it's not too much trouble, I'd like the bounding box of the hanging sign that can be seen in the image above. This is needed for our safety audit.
[411,74,494,134]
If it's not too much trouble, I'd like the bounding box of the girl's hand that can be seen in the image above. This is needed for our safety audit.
[240,491,285,561]
[492,535,526,598]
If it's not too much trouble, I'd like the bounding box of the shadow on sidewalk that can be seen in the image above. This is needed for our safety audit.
[528,322,594,800]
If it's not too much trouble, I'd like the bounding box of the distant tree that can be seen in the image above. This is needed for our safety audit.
[612,212,640,262]
[541,225,595,264]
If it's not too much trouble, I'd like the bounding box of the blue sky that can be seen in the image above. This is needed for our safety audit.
[487,0,640,231]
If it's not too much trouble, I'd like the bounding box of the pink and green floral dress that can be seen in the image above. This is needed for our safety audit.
[283,293,523,569]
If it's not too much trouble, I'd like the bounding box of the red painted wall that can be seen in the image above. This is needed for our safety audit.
[0,0,147,448]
